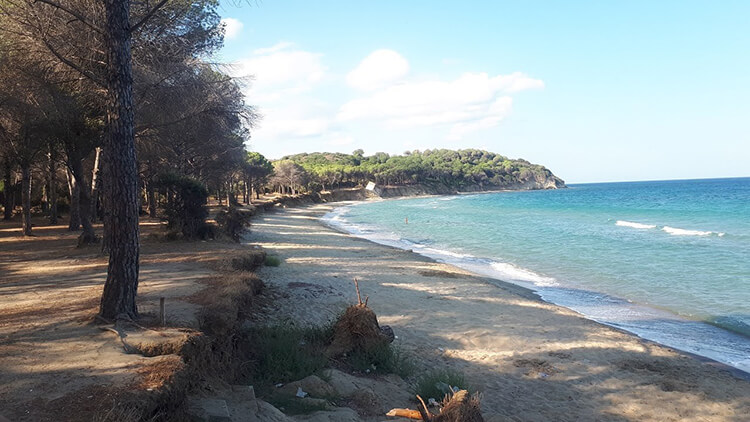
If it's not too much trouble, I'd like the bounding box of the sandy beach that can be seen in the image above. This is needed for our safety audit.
[250,203,750,421]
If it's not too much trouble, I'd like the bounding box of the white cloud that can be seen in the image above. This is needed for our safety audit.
[230,43,326,100]
[346,49,410,91]
[220,18,244,40]
[228,43,333,151]
[232,44,543,153]
[447,97,513,140]
[338,71,542,138]
[253,107,330,139]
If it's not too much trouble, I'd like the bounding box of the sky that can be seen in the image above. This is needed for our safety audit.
[215,0,750,183]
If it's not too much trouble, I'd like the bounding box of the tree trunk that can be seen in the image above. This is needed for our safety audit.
[99,0,140,320]
[70,158,98,246]
[227,180,237,206]
[3,160,14,220]
[147,179,156,218]
[90,147,101,222]
[48,148,58,224]
[41,184,49,213]
[67,169,81,230]
[21,164,32,236]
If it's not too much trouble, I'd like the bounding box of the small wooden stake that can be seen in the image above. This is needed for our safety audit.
[354,278,363,305]
[159,297,166,326]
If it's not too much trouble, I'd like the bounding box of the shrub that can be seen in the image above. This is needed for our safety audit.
[156,173,211,240]
[264,256,282,267]
[216,207,253,242]
[346,342,414,378]
[413,369,471,402]
[230,250,267,271]
[244,324,331,386]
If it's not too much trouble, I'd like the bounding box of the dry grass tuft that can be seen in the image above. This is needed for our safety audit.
[196,273,265,337]
[92,403,143,422]
[130,331,194,358]
[229,250,267,271]
[135,355,185,390]
[432,390,483,422]
[327,304,390,358]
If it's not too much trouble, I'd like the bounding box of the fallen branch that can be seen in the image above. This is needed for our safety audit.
[417,395,433,421]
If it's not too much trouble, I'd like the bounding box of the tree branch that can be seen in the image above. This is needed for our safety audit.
[33,0,102,34]
[130,0,169,33]
[40,37,106,88]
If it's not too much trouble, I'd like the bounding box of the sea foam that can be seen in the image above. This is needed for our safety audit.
[489,262,558,286]
[616,220,656,229]
[616,220,725,237]
[662,226,724,237]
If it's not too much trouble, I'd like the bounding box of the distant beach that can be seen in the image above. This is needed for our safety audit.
[252,203,750,421]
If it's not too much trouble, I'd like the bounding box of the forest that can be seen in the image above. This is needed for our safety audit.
[270,149,565,193]
[0,0,262,318]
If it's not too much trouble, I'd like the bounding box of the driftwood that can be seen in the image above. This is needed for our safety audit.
[386,390,484,422]
[386,408,423,419]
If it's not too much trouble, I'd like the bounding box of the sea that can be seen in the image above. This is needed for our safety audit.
[322,177,750,374]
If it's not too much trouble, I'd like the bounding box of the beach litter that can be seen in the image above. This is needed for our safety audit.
[386,389,484,421]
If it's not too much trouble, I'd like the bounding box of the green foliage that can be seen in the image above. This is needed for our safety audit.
[346,343,415,378]
[246,151,274,176]
[156,173,212,239]
[278,149,564,191]
[216,207,252,242]
[413,369,471,401]
[264,255,282,267]
[244,324,333,387]
[265,393,330,415]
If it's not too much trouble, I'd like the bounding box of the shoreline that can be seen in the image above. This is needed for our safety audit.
[319,197,750,378]
[251,203,750,420]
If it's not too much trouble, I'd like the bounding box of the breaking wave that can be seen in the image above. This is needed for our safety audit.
[616,220,657,229]
[662,226,725,237]
[615,220,725,237]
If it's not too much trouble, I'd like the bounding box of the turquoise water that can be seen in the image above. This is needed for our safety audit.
[323,178,750,373]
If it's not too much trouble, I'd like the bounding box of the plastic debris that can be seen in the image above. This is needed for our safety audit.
[435,381,452,395]
[296,387,308,398]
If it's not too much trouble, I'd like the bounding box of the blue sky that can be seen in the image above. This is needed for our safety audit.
[216,0,749,183]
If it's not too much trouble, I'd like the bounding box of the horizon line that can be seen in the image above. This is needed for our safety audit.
[567,176,750,185]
